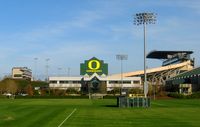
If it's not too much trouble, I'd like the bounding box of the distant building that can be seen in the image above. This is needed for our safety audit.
[12,67,32,80]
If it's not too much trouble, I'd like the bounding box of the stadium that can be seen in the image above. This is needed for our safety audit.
[1,1,200,127]
[1,51,200,127]
[49,57,142,95]
[49,50,199,96]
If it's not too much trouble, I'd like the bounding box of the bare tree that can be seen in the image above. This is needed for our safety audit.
[0,82,6,94]
[6,80,18,95]
[26,84,33,96]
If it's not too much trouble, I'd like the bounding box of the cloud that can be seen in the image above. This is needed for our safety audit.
[0,0,200,78]
[179,1,200,14]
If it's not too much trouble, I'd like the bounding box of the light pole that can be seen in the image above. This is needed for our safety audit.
[67,67,70,77]
[34,58,38,81]
[116,54,128,95]
[134,12,156,98]
[57,68,62,76]
[45,58,50,82]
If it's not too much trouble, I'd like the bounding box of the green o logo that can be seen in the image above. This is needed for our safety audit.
[88,60,100,70]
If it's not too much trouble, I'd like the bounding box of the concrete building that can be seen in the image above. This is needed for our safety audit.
[49,73,141,92]
[49,57,142,93]
[12,67,32,80]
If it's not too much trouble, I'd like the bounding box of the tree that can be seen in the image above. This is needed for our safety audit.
[129,88,143,94]
[0,81,6,94]
[99,81,107,94]
[52,89,65,96]
[113,87,120,96]
[66,88,79,94]
[26,84,33,96]
[6,80,18,95]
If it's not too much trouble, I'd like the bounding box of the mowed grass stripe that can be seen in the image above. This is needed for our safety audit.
[0,104,40,126]
[18,106,76,127]
[53,99,200,127]
[2,106,49,127]
[58,108,77,127]
[20,106,60,127]
[1,99,200,127]
[0,103,76,127]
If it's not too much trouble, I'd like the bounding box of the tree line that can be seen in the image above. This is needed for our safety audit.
[0,78,48,96]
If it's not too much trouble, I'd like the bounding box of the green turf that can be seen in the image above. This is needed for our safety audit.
[0,99,200,127]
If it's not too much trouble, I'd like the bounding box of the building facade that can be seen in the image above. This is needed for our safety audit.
[49,57,142,93]
[12,67,32,80]
[49,74,141,92]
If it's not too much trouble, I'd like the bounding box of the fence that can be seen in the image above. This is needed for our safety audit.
[117,96,150,108]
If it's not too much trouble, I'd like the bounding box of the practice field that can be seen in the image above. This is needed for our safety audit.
[0,99,200,127]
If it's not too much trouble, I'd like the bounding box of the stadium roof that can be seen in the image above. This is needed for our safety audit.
[169,67,200,80]
[147,50,193,59]
[166,67,200,85]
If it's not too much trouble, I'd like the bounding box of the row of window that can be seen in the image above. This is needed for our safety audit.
[108,80,140,84]
[14,74,22,77]
[108,81,131,84]
[50,80,140,84]
[50,81,81,84]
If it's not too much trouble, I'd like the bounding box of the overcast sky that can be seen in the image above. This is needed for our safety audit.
[0,0,199,79]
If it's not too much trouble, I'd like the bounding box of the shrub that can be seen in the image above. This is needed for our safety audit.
[189,92,200,99]
[167,92,200,99]
[167,93,186,99]
[15,95,88,99]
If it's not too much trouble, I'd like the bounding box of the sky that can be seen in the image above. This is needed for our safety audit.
[0,0,199,79]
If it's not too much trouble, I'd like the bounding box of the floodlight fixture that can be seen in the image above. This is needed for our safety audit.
[134,13,157,25]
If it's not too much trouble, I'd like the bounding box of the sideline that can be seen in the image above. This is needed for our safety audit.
[58,108,77,127]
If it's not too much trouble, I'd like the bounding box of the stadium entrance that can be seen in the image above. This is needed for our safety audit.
[80,74,107,97]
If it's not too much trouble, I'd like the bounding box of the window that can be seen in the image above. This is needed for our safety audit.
[14,74,22,77]
[60,81,69,84]
[109,81,118,84]
[123,81,131,84]
[109,81,131,84]
[50,81,57,84]
[72,81,81,84]
[133,80,140,84]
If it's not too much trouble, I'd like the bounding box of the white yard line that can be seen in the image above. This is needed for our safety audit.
[58,108,77,127]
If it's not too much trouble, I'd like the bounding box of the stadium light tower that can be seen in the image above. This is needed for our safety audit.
[116,54,128,95]
[34,57,38,81]
[57,68,62,76]
[67,67,70,77]
[45,58,50,82]
[134,12,156,98]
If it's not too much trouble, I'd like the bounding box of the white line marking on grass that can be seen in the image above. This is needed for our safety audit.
[58,108,77,127]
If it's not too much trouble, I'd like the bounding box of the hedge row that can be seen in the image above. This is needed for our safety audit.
[14,95,118,99]
[168,92,200,99]
[15,95,89,99]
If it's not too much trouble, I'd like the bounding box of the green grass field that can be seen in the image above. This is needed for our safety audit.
[0,99,200,127]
